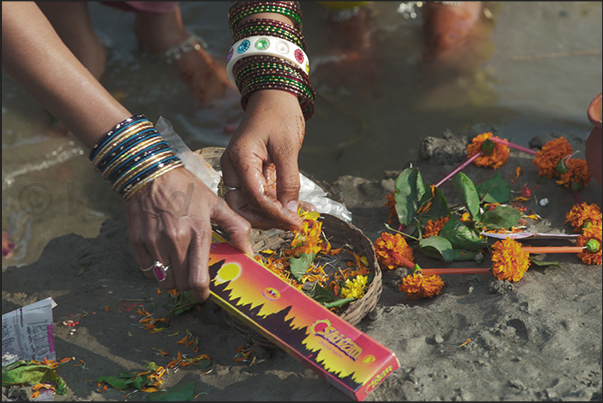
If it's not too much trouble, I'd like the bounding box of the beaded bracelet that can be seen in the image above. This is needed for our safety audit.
[233,18,306,49]
[89,115,183,201]
[226,35,309,84]
[228,1,303,32]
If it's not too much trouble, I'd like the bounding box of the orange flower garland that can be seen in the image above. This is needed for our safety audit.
[490,237,531,282]
[374,232,415,270]
[398,272,445,299]
[555,158,592,189]
[466,132,510,169]
[576,224,602,265]
[423,216,449,237]
[533,137,573,179]
[565,202,602,232]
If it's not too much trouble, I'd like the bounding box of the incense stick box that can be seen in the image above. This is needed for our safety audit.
[209,233,399,401]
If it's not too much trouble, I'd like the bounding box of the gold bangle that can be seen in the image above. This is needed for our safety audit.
[111,150,176,192]
[122,160,184,202]
[101,135,165,180]
[92,121,155,168]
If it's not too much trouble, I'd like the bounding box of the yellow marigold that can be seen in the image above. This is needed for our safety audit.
[576,224,602,265]
[290,217,324,256]
[466,132,510,169]
[374,232,415,270]
[565,202,602,232]
[341,275,368,300]
[398,273,445,299]
[490,237,531,282]
[533,137,573,179]
[555,158,592,189]
[424,216,449,237]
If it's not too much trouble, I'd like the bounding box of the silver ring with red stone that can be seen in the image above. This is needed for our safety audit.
[141,261,170,282]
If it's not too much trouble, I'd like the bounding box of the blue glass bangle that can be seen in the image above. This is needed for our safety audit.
[107,141,171,184]
[116,155,180,196]
[89,114,148,161]
[96,128,161,172]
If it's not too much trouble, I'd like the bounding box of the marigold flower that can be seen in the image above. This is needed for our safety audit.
[533,137,573,179]
[424,216,449,237]
[341,275,368,300]
[565,202,602,232]
[398,273,445,299]
[467,132,510,169]
[576,224,602,265]
[490,237,531,282]
[374,232,415,270]
[555,158,592,189]
[385,191,397,223]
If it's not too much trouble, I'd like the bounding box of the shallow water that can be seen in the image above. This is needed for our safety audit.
[2,1,602,267]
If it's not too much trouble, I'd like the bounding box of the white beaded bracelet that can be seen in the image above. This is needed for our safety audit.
[226,35,310,85]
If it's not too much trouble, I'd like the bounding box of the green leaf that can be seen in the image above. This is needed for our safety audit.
[96,375,131,390]
[476,173,511,204]
[2,364,56,387]
[323,297,356,309]
[172,291,201,315]
[196,359,212,369]
[55,375,68,395]
[480,205,522,230]
[419,236,455,262]
[148,381,196,401]
[451,249,481,261]
[395,167,427,226]
[453,172,481,221]
[290,253,316,281]
[307,282,335,303]
[440,215,487,251]
[417,186,450,227]
[529,258,560,267]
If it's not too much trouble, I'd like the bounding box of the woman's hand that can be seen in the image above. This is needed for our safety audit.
[125,167,253,301]
[221,90,306,231]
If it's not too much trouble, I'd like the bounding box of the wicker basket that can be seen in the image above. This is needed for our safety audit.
[220,213,382,348]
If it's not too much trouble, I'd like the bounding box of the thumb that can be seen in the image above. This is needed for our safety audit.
[211,198,253,256]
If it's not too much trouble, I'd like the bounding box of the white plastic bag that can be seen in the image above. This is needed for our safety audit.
[158,116,352,223]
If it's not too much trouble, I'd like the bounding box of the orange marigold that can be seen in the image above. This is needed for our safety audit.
[565,202,602,232]
[385,191,397,222]
[490,237,531,282]
[466,132,510,169]
[555,158,592,189]
[424,215,450,237]
[533,137,573,179]
[398,273,445,299]
[576,224,602,265]
[374,232,415,270]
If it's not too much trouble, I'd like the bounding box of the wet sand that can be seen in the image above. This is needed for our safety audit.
[2,134,601,401]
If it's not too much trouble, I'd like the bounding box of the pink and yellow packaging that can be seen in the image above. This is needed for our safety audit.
[209,233,399,401]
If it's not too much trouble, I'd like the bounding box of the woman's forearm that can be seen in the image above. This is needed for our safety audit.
[2,1,130,149]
